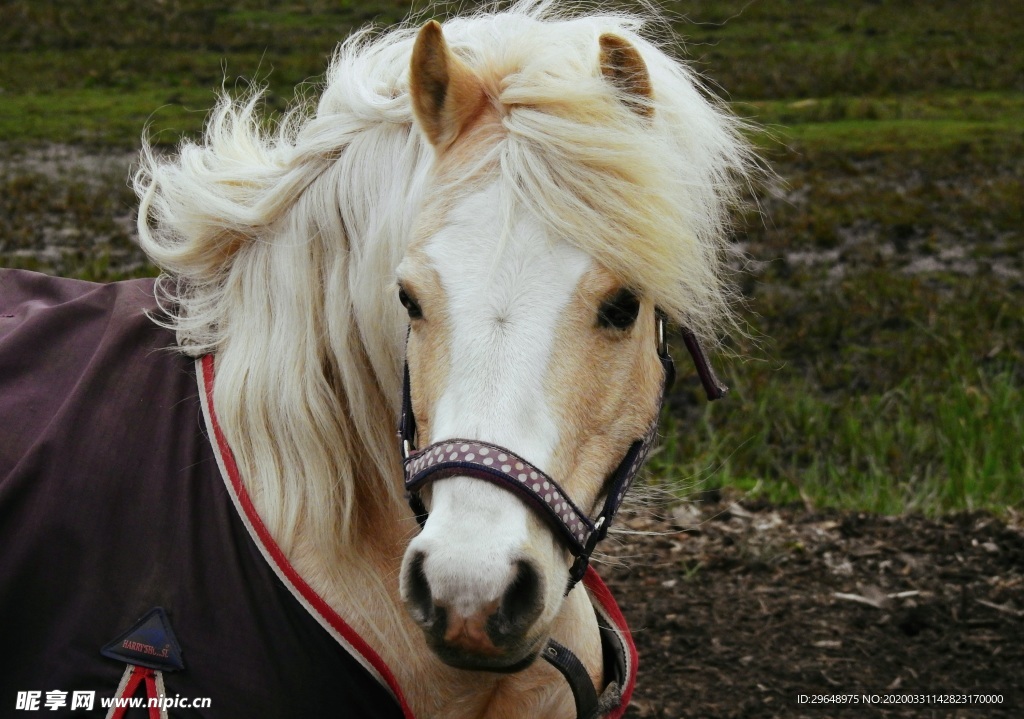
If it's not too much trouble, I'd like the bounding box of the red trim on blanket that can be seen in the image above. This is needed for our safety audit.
[144,670,161,719]
[200,355,415,719]
[109,666,161,719]
[583,567,638,718]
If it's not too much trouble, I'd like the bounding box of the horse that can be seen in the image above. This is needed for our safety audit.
[0,1,755,717]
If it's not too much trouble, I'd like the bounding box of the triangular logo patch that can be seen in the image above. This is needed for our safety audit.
[101,607,184,672]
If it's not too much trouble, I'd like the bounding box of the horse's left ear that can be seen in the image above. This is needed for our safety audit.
[410,20,486,150]
[598,34,654,118]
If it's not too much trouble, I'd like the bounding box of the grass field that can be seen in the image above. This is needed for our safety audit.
[2,0,1021,515]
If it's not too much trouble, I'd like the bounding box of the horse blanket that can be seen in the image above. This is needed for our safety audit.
[0,269,636,718]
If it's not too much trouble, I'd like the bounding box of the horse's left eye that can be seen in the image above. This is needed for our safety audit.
[597,289,640,330]
[398,286,423,320]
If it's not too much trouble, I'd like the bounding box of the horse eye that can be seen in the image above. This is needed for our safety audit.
[398,286,423,320]
[597,289,640,330]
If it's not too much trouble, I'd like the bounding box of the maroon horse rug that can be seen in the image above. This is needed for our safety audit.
[0,269,408,716]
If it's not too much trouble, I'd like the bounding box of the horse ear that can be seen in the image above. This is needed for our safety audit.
[410,20,486,150]
[598,34,653,118]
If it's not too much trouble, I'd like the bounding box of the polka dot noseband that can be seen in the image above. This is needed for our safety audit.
[398,312,726,592]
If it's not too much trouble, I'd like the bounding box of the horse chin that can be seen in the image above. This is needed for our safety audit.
[429,635,545,674]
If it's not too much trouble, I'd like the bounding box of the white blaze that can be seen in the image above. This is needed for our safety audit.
[408,181,591,616]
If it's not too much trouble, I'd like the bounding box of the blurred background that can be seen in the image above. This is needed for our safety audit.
[1,0,1021,518]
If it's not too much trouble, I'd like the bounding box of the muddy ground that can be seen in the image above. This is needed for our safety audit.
[601,497,1023,718]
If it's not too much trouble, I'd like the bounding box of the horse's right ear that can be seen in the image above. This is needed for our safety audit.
[409,20,486,150]
[598,34,654,119]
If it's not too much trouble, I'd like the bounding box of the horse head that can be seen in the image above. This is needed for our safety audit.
[396,20,677,672]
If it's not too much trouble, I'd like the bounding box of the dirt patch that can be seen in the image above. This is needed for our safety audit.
[0,143,137,184]
[0,144,148,278]
[599,497,1023,718]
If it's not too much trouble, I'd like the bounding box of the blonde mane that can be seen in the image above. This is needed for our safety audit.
[134,0,755,560]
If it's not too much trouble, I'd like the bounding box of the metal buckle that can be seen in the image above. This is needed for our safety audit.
[656,311,668,358]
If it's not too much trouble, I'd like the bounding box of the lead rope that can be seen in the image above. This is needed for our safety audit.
[541,639,600,719]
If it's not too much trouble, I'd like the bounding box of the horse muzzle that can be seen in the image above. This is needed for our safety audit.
[401,542,548,671]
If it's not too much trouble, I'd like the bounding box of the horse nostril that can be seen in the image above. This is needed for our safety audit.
[492,560,544,639]
[404,551,434,626]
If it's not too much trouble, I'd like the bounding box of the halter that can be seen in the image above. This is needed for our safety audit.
[397,311,725,719]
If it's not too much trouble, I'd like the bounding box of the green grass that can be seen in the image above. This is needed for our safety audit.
[0,88,216,146]
[774,118,1019,155]
[670,0,1024,100]
[651,356,1023,516]
[744,92,1024,154]
[1,0,1021,517]
[1,0,1021,148]
[0,46,328,146]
